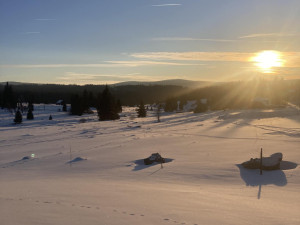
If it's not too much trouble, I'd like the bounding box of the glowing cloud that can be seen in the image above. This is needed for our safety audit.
[239,33,299,39]
[0,61,195,69]
[131,52,253,62]
[131,51,300,68]
[152,37,235,42]
[250,50,284,73]
[56,72,159,85]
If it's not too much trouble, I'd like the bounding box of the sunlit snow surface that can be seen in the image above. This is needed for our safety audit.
[1,105,299,225]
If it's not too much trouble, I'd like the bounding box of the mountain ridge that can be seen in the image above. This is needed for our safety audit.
[0,79,214,88]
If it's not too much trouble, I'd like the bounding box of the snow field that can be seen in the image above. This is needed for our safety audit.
[1,105,300,225]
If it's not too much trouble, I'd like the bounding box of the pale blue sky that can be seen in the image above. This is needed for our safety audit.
[0,0,299,84]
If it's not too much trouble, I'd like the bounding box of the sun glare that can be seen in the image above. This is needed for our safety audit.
[251,50,284,73]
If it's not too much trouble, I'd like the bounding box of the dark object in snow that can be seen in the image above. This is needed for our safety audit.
[14,110,22,124]
[242,152,283,170]
[22,156,30,160]
[67,157,87,164]
[144,153,165,165]
[27,109,34,120]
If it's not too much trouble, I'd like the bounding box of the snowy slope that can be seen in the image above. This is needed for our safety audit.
[1,105,300,225]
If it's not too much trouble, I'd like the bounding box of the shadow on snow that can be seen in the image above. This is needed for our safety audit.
[236,162,297,199]
[132,158,174,171]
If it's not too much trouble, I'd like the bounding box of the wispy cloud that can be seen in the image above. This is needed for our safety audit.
[131,51,300,67]
[0,60,195,69]
[152,4,181,7]
[152,37,236,42]
[104,60,195,66]
[23,32,41,34]
[0,64,106,68]
[35,19,56,21]
[131,52,253,62]
[239,33,299,39]
[56,72,158,84]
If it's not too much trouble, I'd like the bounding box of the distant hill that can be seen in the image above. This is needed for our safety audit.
[1,79,214,88]
[113,79,214,88]
[0,81,30,85]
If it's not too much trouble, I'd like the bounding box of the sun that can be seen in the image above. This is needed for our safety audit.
[251,50,284,73]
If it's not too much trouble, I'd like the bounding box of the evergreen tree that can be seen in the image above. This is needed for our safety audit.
[70,94,84,116]
[14,110,22,124]
[28,101,34,111]
[116,99,122,113]
[2,82,16,109]
[194,101,208,113]
[137,101,146,117]
[82,89,89,112]
[88,91,95,107]
[97,85,120,121]
[164,98,178,112]
[27,109,34,120]
[62,102,67,112]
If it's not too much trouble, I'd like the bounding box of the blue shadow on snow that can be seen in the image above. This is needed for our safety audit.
[132,158,174,171]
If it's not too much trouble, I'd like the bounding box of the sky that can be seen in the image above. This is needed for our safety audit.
[0,0,299,85]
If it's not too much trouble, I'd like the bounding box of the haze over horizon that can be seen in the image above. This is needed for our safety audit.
[1,0,299,85]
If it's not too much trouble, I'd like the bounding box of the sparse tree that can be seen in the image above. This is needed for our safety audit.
[62,102,67,112]
[14,110,22,124]
[137,101,146,117]
[27,109,34,120]
[28,101,34,111]
[156,104,161,122]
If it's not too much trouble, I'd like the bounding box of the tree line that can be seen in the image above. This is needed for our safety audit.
[164,79,300,112]
[1,79,299,123]
[0,82,186,106]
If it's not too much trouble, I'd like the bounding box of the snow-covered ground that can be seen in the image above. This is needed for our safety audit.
[1,105,299,225]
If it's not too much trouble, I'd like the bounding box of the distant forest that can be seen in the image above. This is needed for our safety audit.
[0,83,188,106]
[0,79,299,110]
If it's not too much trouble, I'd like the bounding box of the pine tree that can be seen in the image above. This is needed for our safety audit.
[97,85,120,121]
[116,99,122,113]
[62,102,67,112]
[194,100,208,113]
[28,102,34,111]
[137,101,146,117]
[2,82,16,109]
[82,89,89,112]
[27,109,34,120]
[88,91,95,107]
[70,94,84,116]
[14,110,22,124]
[165,98,178,112]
